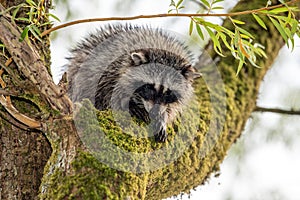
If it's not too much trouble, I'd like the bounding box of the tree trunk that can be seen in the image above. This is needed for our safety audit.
[0,0,52,199]
[0,0,299,200]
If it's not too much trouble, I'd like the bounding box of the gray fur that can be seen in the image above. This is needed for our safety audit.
[67,24,198,142]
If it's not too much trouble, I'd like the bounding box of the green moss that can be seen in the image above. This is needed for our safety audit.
[39,0,289,198]
[40,150,148,200]
[40,76,208,199]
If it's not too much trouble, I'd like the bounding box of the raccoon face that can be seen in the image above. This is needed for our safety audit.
[126,51,200,142]
[128,83,181,142]
[107,50,200,142]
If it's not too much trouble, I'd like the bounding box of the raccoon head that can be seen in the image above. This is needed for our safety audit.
[111,50,200,142]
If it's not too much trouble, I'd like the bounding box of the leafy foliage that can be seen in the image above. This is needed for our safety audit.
[262,6,300,49]
[168,0,185,13]
[199,0,225,13]
[0,0,60,42]
[172,0,300,74]
[1,0,299,74]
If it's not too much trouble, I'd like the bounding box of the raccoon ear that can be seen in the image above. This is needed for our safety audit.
[130,51,148,66]
[181,65,202,82]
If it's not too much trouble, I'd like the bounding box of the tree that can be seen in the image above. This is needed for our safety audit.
[0,0,299,199]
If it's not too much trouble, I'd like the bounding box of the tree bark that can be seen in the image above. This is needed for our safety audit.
[0,0,299,200]
[0,1,52,199]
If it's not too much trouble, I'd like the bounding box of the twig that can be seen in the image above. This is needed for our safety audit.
[254,106,300,116]
[0,57,41,129]
[41,0,299,37]
[0,109,34,131]
[0,95,41,128]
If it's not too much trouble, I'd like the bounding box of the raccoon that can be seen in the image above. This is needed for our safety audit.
[67,24,199,142]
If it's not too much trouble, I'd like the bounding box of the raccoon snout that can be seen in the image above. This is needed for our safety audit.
[149,104,168,142]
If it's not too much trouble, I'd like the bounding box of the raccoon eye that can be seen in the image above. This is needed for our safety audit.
[163,89,179,104]
[135,83,155,101]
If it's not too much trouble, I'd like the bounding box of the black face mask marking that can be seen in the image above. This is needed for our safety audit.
[128,83,180,142]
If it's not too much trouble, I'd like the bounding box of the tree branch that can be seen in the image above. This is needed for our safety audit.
[40,0,299,36]
[0,3,73,115]
[254,106,300,116]
[0,95,41,128]
[0,59,41,129]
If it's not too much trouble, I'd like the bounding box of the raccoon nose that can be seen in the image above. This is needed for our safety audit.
[149,104,167,142]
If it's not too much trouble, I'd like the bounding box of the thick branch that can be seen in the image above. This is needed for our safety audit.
[146,0,300,199]
[0,4,72,115]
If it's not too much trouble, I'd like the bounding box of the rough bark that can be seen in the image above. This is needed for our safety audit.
[0,1,52,199]
[0,0,299,200]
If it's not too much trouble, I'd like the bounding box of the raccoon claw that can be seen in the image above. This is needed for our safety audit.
[154,128,167,142]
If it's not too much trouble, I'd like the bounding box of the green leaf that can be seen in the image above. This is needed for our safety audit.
[279,19,291,37]
[248,57,260,68]
[212,0,224,5]
[200,0,210,8]
[240,34,251,39]
[232,19,245,25]
[258,10,270,14]
[279,18,294,50]
[28,6,35,22]
[236,57,245,76]
[269,7,290,13]
[15,17,30,22]
[287,11,292,24]
[202,21,221,31]
[212,6,224,10]
[196,24,204,40]
[252,14,267,30]
[189,20,194,35]
[236,27,254,39]
[296,31,300,38]
[254,47,267,58]
[19,26,30,42]
[12,5,22,20]
[218,31,232,51]
[289,37,295,50]
[176,0,184,7]
[205,27,224,56]
[29,25,42,42]
[291,19,298,35]
[26,0,37,7]
[47,13,61,22]
[234,29,239,48]
[169,0,176,7]
[220,26,235,37]
[269,17,289,45]
[274,15,289,21]
[193,17,204,23]
[168,9,174,13]
[30,24,41,35]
